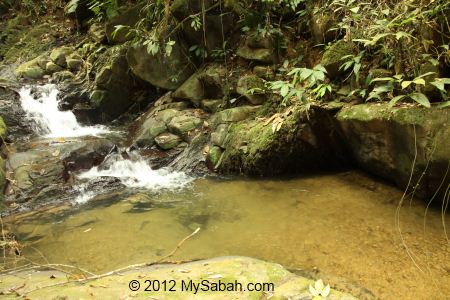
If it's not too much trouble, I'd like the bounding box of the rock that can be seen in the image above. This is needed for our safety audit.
[321,40,355,78]
[133,117,168,147]
[158,109,181,124]
[219,106,348,175]
[201,99,223,113]
[63,138,115,173]
[126,31,195,90]
[253,65,274,80]
[212,106,260,124]
[49,47,73,67]
[45,61,64,73]
[172,71,204,106]
[154,132,182,150]
[207,145,223,169]
[0,256,359,299]
[211,124,229,147]
[168,115,203,136]
[15,57,47,79]
[52,70,75,82]
[310,9,339,44]
[88,23,106,43]
[337,103,450,201]
[236,74,267,105]
[105,3,144,44]
[237,45,275,64]
[90,45,140,120]
[0,116,6,140]
[66,58,83,72]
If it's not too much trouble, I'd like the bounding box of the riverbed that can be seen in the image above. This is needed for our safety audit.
[5,171,449,300]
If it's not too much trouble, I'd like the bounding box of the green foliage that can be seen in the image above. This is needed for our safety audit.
[268,64,332,106]
[88,0,119,22]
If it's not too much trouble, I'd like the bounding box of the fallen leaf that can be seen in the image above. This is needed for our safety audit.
[52,150,60,157]
[83,228,92,233]
[208,274,223,279]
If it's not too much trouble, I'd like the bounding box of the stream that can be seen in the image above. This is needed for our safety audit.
[2,85,450,300]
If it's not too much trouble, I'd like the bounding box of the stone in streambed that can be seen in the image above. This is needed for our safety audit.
[154,132,182,150]
[168,115,202,135]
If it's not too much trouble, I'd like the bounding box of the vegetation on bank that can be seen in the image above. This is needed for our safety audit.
[1,0,449,110]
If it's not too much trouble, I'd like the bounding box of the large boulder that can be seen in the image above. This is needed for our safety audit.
[15,56,48,79]
[172,64,227,106]
[126,32,195,90]
[337,103,450,200]
[0,256,359,299]
[218,106,347,175]
[90,45,141,120]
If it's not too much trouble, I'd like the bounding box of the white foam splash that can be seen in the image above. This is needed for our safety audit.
[75,152,193,203]
[19,84,109,138]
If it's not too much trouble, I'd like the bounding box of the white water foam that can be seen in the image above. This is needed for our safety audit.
[19,84,109,138]
[75,152,193,203]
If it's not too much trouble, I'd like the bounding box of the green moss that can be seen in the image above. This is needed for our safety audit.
[2,21,55,63]
[0,116,6,140]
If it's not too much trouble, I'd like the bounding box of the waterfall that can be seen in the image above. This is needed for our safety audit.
[19,84,108,138]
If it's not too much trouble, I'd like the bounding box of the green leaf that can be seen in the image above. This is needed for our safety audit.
[388,95,405,108]
[401,81,412,89]
[430,81,445,91]
[350,6,360,13]
[280,84,290,97]
[436,101,450,108]
[412,78,426,86]
[409,93,430,107]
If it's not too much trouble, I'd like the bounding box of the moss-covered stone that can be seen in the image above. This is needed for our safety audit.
[0,256,358,299]
[1,19,55,63]
[337,103,450,200]
[219,106,347,175]
[207,145,223,169]
[0,116,6,140]
[168,115,203,135]
[15,56,47,79]
[49,46,74,67]
[105,3,144,44]
[321,40,355,78]
[236,75,267,105]
[155,132,182,150]
[211,106,260,125]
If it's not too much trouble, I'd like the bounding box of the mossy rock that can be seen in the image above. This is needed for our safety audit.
[0,116,6,141]
[1,20,55,63]
[211,106,260,125]
[207,145,223,169]
[237,45,275,64]
[0,256,358,299]
[236,75,267,105]
[50,46,74,67]
[321,40,355,78]
[154,132,182,150]
[219,106,348,175]
[15,56,48,79]
[337,103,450,201]
[168,115,203,136]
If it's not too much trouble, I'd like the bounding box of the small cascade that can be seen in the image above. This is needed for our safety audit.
[75,151,193,203]
[19,84,108,138]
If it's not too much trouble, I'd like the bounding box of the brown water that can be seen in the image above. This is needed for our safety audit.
[4,171,450,300]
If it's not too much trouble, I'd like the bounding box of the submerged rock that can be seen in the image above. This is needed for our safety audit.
[0,256,358,299]
[337,103,450,200]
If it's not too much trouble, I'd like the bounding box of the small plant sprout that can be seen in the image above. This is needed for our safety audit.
[309,279,331,299]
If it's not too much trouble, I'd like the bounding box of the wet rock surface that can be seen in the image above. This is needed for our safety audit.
[0,256,359,299]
